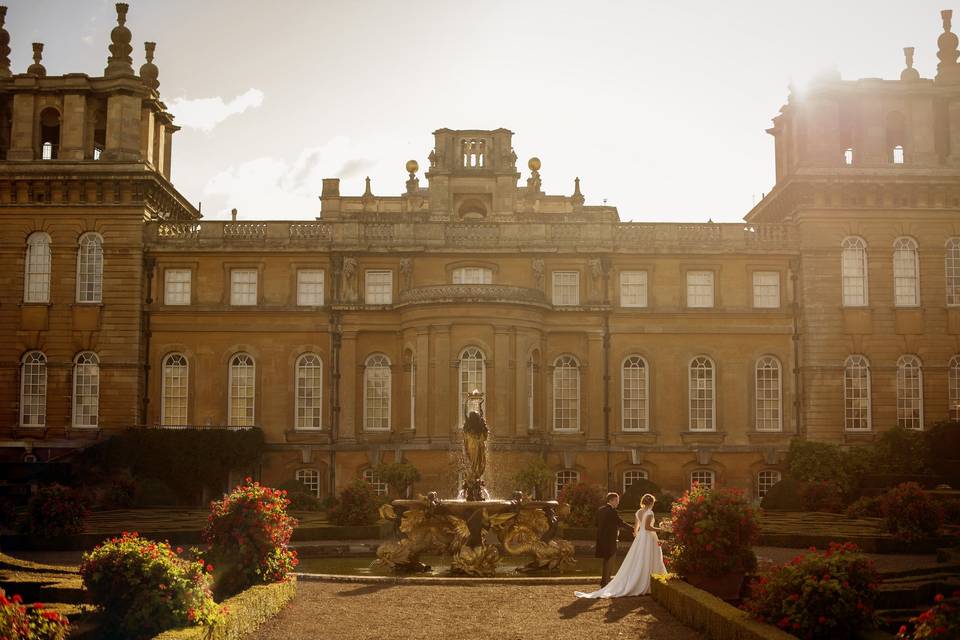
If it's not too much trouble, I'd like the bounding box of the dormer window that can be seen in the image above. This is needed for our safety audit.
[892,145,905,165]
[460,138,487,168]
[843,148,854,165]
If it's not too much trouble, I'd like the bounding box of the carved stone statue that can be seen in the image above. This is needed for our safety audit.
[531,258,544,289]
[399,257,413,290]
[462,410,488,501]
[341,257,358,302]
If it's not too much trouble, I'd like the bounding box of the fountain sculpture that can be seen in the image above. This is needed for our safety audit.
[377,390,576,576]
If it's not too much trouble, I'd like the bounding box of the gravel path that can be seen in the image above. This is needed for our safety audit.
[253,581,704,640]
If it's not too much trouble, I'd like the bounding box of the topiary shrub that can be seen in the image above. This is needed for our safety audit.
[742,542,880,639]
[760,477,806,511]
[670,484,760,577]
[327,480,380,526]
[870,427,932,475]
[134,477,179,507]
[375,462,421,499]
[80,532,222,639]
[0,588,70,640]
[845,495,883,518]
[800,481,845,513]
[880,482,944,542]
[513,458,552,500]
[621,479,675,513]
[557,482,606,528]
[277,481,323,512]
[203,479,298,595]
[16,484,88,537]
[896,590,960,640]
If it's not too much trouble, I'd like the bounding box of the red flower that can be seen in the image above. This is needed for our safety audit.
[206,564,214,573]
[933,593,944,603]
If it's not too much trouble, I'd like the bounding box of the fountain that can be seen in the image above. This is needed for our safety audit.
[376,389,576,576]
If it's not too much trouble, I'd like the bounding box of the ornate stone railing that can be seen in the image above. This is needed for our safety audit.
[364,223,394,244]
[156,221,201,240]
[223,222,268,241]
[289,222,333,243]
[398,284,548,306]
[446,223,500,245]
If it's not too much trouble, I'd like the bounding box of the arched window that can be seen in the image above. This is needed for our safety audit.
[843,148,854,165]
[295,469,321,497]
[39,107,60,160]
[295,354,323,430]
[552,355,580,431]
[363,354,391,431]
[844,355,871,431]
[622,469,649,493]
[458,347,486,423]
[76,232,103,303]
[161,353,188,426]
[228,353,255,426]
[20,351,47,427]
[555,470,580,499]
[452,267,492,284]
[23,232,51,303]
[892,145,905,164]
[757,470,782,498]
[72,352,100,428]
[363,468,388,496]
[841,237,868,307]
[896,355,923,430]
[755,356,782,432]
[689,356,715,431]
[893,237,920,307]
[950,356,960,422]
[622,355,649,431]
[691,469,715,490]
[945,238,960,306]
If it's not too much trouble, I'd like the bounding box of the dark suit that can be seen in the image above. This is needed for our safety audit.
[595,503,634,587]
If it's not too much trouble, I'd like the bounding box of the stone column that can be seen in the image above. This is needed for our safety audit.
[102,93,142,161]
[8,93,35,160]
[59,94,87,160]
[339,331,357,440]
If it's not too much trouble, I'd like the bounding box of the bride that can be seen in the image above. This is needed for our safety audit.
[575,493,667,598]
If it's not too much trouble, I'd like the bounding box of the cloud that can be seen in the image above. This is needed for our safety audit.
[167,88,265,133]
[81,35,94,45]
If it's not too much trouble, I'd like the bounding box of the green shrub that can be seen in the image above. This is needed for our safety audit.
[896,590,960,640]
[870,427,931,475]
[0,588,70,640]
[923,421,960,475]
[939,497,960,525]
[800,481,845,513]
[743,542,880,639]
[513,458,552,499]
[760,477,806,511]
[97,472,139,510]
[80,532,222,639]
[557,482,606,528]
[0,498,16,530]
[669,485,759,577]
[327,480,380,526]
[621,479,675,513]
[845,495,883,518]
[16,484,88,537]
[880,482,944,542]
[135,477,179,506]
[277,481,322,511]
[375,462,421,499]
[786,440,851,487]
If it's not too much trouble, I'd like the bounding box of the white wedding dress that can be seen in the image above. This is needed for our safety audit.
[575,507,667,598]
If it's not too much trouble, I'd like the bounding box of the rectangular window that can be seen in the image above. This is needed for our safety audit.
[365,270,393,305]
[164,269,192,305]
[752,271,780,308]
[452,267,493,284]
[552,271,580,306]
[619,271,648,308]
[686,271,714,308]
[297,269,325,306]
[230,269,257,306]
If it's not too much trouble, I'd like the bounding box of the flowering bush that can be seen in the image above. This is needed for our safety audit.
[80,532,221,639]
[16,484,87,538]
[669,484,759,577]
[0,588,70,640]
[557,482,606,528]
[204,479,298,594]
[880,482,944,542]
[327,480,380,526]
[845,495,884,518]
[939,497,960,526]
[742,542,880,639]
[800,480,845,513]
[896,591,960,640]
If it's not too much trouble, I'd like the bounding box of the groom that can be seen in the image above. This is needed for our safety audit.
[595,492,634,587]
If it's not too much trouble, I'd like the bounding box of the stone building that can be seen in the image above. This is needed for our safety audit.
[2,5,960,501]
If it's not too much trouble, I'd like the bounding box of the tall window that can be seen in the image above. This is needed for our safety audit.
[896,355,923,430]
[844,355,871,431]
[76,232,103,303]
[950,356,960,422]
[552,355,580,431]
[164,269,191,305]
[72,352,100,428]
[689,356,715,431]
[691,469,715,490]
[755,356,782,432]
[945,238,960,306]
[297,270,325,306]
[161,353,188,426]
[892,145,905,164]
[408,354,416,430]
[19,351,47,427]
[228,353,255,426]
[459,347,486,422]
[622,356,649,431]
[752,271,780,308]
[230,269,257,306]
[363,354,391,431]
[757,470,782,498]
[452,267,492,284]
[844,148,854,165]
[622,469,649,493]
[841,237,868,307]
[295,469,321,497]
[552,271,580,306]
[527,354,538,431]
[893,237,920,307]
[555,470,580,498]
[363,468,388,496]
[295,354,323,430]
[365,270,392,304]
[23,232,51,303]
[686,271,714,308]
[619,271,648,307]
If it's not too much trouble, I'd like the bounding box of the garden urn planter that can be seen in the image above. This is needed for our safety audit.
[684,572,745,600]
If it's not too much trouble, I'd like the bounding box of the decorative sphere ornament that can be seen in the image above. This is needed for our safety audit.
[406,159,419,174]
[528,157,541,171]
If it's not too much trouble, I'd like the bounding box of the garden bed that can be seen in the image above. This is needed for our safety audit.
[758,511,952,553]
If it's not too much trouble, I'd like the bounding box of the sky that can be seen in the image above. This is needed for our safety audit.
[4,0,954,221]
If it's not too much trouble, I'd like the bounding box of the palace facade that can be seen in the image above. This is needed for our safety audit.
[2,5,960,501]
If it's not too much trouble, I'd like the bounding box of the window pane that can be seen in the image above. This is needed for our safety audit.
[77,234,103,303]
[231,269,258,306]
[689,357,715,431]
[459,348,485,423]
[755,357,782,431]
[622,469,648,493]
[686,271,714,308]
[295,469,321,497]
[164,269,192,305]
[364,355,391,430]
[896,355,923,430]
[757,470,781,498]
[73,352,100,427]
[950,356,960,422]
[24,233,51,303]
[297,270,325,306]
[365,271,393,305]
[553,356,579,431]
[453,267,492,284]
[619,271,648,307]
[893,238,919,307]
[555,470,580,498]
[296,354,323,429]
[229,354,255,426]
[20,352,47,427]
[552,271,579,306]
[844,355,871,431]
[363,469,388,496]
[752,271,780,308]
[622,356,648,431]
[841,238,867,307]
[946,239,960,306]
[161,354,188,426]
[691,470,714,489]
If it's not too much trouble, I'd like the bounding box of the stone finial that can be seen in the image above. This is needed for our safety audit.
[230,207,238,222]
[526,157,542,193]
[901,46,921,81]
[104,2,134,77]
[139,41,159,90]
[405,159,419,194]
[362,176,376,209]
[937,9,960,83]
[571,176,585,207]
[0,7,11,79]
[27,42,45,77]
